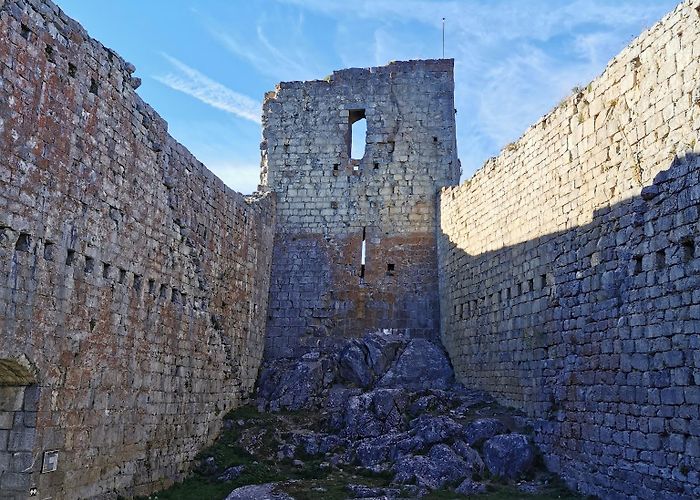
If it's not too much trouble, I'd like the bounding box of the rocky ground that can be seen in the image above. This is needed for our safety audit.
[144,331,589,499]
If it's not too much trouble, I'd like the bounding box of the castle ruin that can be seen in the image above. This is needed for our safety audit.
[0,0,699,499]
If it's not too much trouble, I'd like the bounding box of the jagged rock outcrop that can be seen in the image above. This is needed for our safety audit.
[253,330,537,497]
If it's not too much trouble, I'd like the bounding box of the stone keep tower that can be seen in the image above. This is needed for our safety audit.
[261,59,460,359]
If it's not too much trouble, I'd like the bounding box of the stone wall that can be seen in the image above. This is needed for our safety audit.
[438,1,700,498]
[262,60,460,359]
[0,1,275,498]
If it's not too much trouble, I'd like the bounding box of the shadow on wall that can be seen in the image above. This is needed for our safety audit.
[438,152,700,499]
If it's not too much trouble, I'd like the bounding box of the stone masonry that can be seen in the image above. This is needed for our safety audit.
[262,61,460,359]
[438,1,700,498]
[0,0,275,498]
[1,0,700,498]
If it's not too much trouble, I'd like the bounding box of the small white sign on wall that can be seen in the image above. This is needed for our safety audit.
[41,450,59,473]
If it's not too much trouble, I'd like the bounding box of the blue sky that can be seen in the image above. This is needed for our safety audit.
[56,0,677,194]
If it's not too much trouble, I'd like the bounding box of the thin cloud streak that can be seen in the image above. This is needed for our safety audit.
[154,54,261,124]
[275,0,675,179]
[208,15,323,82]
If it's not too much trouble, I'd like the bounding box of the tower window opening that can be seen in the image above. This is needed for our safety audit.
[349,109,367,160]
[360,227,366,280]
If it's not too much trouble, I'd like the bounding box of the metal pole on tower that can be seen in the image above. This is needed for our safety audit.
[442,17,445,58]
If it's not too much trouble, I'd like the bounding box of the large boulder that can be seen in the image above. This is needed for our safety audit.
[392,444,470,490]
[340,389,409,439]
[225,483,293,500]
[346,484,402,499]
[377,339,454,390]
[451,440,485,476]
[463,418,508,447]
[338,331,406,387]
[482,433,534,479]
[409,415,463,446]
[325,386,362,430]
[354,433,408,467]
[455,478,486,495]
[257,359,333,411]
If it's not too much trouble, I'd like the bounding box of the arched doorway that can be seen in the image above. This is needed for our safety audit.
[0,359,38,498]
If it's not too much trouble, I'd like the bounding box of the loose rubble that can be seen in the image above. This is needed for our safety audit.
[253,330,540,496]
[150,330,584,499]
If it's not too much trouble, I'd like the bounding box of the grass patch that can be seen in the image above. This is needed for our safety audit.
[142,405,588,500]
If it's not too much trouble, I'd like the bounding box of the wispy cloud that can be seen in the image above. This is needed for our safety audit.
[154,54,261,124]
[206,12,323,82]
[274,0,676,179]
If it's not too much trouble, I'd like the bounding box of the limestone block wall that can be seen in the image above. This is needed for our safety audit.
[438,1,700,498]
[0,1,275,498]
[262,60,460,358]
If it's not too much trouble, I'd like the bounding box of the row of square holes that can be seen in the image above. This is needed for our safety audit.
[21,24,100,95]
[632,239,695,274]
[455,273,549,320]
[15,231,259,326]
[13,232,186,304]
[454,239,697,320]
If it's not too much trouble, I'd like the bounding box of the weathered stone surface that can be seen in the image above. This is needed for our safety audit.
[463,418,508,447]
[409,415,463,446]
[377,339,454,390]
[225,483,294,500]
[451,440,485,475]
[482,434,534,479]
[340,389,409,439]
[455,478,486,495]
[257,359,332,412]
[338,331,405,388]
[392,444,470,490]
[346,483,401,499]
[218,465,246,482]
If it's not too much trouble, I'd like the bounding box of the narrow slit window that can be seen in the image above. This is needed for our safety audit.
[348,109,367,160]
[360,227,366,280]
